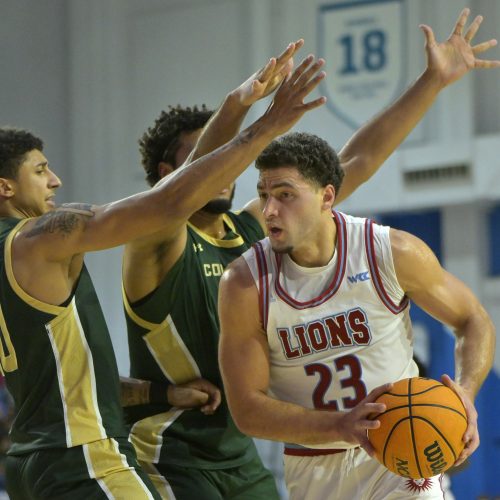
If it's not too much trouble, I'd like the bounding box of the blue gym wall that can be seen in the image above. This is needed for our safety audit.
[379,210,500,499]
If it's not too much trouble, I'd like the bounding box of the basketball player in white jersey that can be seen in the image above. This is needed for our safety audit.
[218,128,495,498]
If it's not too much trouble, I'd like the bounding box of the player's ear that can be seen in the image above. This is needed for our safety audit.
[321,185,335,211]
[158,162,175,179]
[0,177,15,199]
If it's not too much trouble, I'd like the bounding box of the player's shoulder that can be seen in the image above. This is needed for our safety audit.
[222,254,254,286]
[335,210,367,228]
[389,228,427,255]
[224,253,247,275]
[389,229,436,284]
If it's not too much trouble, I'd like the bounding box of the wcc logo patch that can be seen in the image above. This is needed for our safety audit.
[347,271,370,284]
[405,478,433,493]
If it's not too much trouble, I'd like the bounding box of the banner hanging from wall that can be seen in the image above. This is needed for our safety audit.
[318,0,407,129]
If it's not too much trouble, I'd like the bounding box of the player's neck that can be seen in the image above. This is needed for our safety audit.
[0,202,32,219]
[189,210,228,239]
[289,217,337,268]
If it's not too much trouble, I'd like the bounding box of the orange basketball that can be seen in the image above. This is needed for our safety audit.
[368,377,467,479]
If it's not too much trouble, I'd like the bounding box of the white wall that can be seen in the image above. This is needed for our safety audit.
[0,0,70,199]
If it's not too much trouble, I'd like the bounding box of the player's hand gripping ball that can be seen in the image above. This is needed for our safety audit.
[368,377,467,479]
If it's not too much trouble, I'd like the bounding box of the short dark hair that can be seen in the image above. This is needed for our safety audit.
[255,132,344,194]
[0,127,44,179]
[139,105,213,186]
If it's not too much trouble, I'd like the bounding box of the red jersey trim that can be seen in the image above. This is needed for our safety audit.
[274,210,347,310]
[253,242,270,331]
[284,446,358,457]
[364,219,409,314]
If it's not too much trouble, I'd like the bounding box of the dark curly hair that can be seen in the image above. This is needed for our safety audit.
[139,105,213,186]
[0,127,44,179]
[255,132,344,194]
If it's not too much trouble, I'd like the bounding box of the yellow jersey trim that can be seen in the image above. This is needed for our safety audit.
[5,218,65,315]
[0,302,18,372]
[83,438,155,499]
[187,213,244,248]
[130,410,183,464]
[123,287,200,384]
[47,299,106,446]
[122,286,159,331]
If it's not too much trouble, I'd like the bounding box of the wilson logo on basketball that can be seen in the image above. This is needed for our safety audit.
[424,441,448,474]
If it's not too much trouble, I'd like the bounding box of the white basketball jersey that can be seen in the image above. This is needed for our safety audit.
[243,211,418,449]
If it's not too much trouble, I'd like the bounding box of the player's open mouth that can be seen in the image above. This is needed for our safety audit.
[269,226,283,237]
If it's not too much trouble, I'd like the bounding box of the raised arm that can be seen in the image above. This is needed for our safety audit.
[121,43,320,301]
[218,256,391,454]
[390,228,495,465]
[185,40,305,165]
[16,54,327,262]
[336,7,500,203]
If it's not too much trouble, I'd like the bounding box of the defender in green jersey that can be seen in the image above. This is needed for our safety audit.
[0,137,161,500]
[0,45,326,499]
[121,16,500,498]
[121,43,312,499]
[123,210,269,494]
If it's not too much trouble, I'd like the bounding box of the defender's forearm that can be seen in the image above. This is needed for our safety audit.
[187,93,251,165]
[120,376,170,407]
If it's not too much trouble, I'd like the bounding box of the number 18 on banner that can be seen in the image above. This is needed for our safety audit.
[318,0,408,128]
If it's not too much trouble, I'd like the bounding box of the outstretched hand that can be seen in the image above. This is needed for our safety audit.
[441,373,479,466]
[233,39,305,107]
[420,7,500,88]
[259,54,327,137]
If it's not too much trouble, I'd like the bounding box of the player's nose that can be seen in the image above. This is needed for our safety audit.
[48,168,62,189]
[262,196,279,217]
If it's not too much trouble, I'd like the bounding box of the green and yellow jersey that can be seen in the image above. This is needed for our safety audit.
[124,210,264,469]
[0,217,127,455]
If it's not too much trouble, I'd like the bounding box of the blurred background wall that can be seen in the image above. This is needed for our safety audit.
[1,0,499,498]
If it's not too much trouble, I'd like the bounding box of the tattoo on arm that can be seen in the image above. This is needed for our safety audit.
[120,376,151,407]
[25,203,95,238]
[234,126,257,145]
[58,203,95,216]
